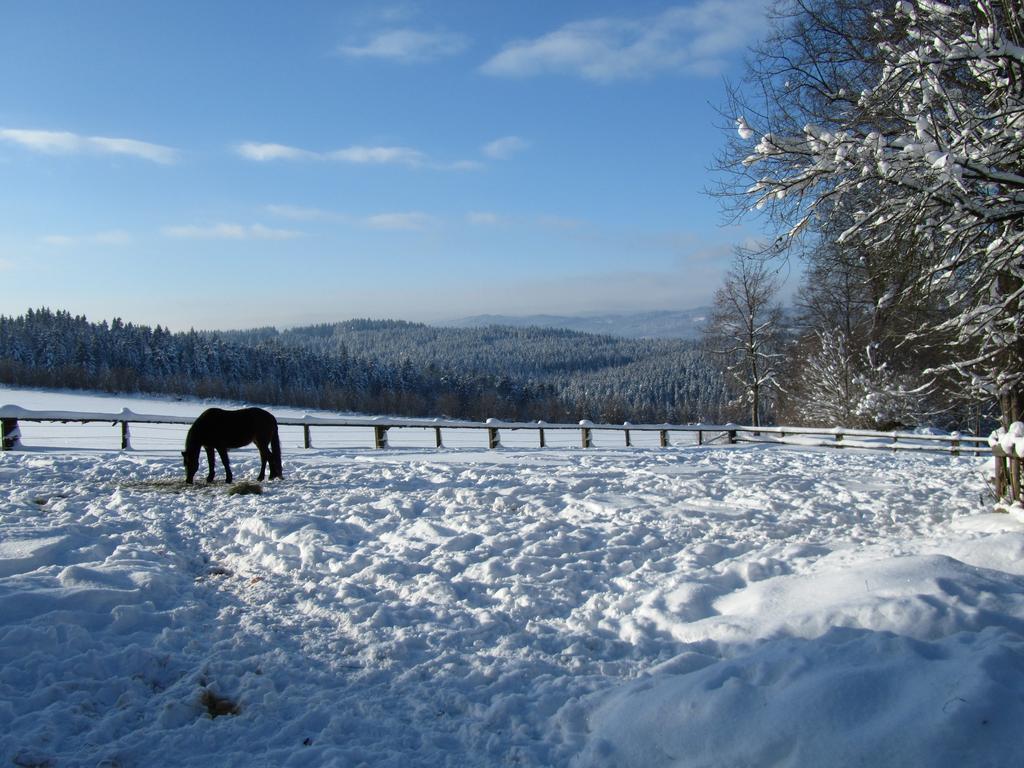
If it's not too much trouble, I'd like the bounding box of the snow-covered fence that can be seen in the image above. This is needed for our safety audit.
[0,405,989,456]
[989,425,1024,507]
[992,446,1021,506]
[728,425,988,456]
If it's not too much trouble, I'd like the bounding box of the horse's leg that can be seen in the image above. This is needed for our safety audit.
[205,446,216,483]
[270,426,283,479]
[218,447,233,483]
[256,440,269,481]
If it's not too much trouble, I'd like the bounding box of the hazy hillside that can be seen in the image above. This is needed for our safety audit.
[223,319,729,423]
[443,309,710,339]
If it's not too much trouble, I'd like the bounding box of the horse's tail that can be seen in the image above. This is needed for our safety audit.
[270,422,283,478]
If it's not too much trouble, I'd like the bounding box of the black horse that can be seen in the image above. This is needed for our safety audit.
[182,407,283,484]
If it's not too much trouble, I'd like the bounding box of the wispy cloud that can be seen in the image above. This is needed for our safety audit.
[482,136,529,159]
[265,204,440,230]
[162,223,305,240]
[337,28,467,62]
[236,142,315,162]
[364,212,438,231]
[481,0,766,82]
[466,211,505,226]
[40,230,133,247]
[0,128,178,163]
[236,141,474,171]
[329,145,427,166]
[266,204,345,222]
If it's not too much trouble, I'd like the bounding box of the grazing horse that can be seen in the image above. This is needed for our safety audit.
[182,407,283,484]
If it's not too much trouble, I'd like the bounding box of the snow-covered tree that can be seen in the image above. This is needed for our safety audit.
[704,250,786,426]
[797,330,863,425]
[736,0,1024,426]
[853,362,931,428]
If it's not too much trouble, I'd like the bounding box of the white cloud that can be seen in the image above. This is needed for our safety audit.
[237,140,477,170]
[337,28,466,62]
[235,142,315,162]
[481,0,767,82]
[466,211,504,226]
[266,204,345,221]
[329,145,427,166]
[86,137,177,164]
[40,230,133,247]
[482,136,529,159]
[0,128,178,163]
[162,223,305,240]
[364,212,437,230]
[265,205,441,230]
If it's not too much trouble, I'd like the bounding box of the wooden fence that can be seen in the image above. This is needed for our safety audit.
[0,405,990,456]
[992,445,1023,506]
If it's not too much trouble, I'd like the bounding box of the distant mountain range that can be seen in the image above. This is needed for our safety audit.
[442,309,711,339]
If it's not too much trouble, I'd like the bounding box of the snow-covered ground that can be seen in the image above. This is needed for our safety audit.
[1,387,1022,766]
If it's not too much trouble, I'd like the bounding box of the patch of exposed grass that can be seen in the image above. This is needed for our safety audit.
[228,481,263,496]
[200,688,240,718]
[119,478,196,493]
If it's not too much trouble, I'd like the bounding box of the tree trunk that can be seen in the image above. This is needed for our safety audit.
[1001,386,1024,428]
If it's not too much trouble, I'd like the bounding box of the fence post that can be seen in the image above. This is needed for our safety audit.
[581,426,593,449]
[624,427,632,447]
[2,418,20,450]
[374,425,389,450]
[303,424,312,449]
[660,429,669,448]
[488,427,500,450]
[698,430,703,446]
[950,432,960,457]
[727,429,737,445]
[538,427,546,448]
[434,426,443,448]
[834,429,845,448]
[120,421,131,450]
[994,446,1008,500]
[1012,456,1022,505]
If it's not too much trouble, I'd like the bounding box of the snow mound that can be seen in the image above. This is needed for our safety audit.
[575,626,1024,768]
[694,553,1024,643]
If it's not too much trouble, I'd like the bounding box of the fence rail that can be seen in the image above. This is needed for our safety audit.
[0,405,990,456]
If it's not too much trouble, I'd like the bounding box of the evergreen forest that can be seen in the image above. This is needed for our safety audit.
[0,309,729,424]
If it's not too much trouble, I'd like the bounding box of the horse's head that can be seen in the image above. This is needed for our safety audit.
[182,449,199,484]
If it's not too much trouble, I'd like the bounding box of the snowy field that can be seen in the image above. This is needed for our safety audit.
[1,387,1023,766]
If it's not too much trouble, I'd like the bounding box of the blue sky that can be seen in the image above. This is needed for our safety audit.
[0,0,768,331]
